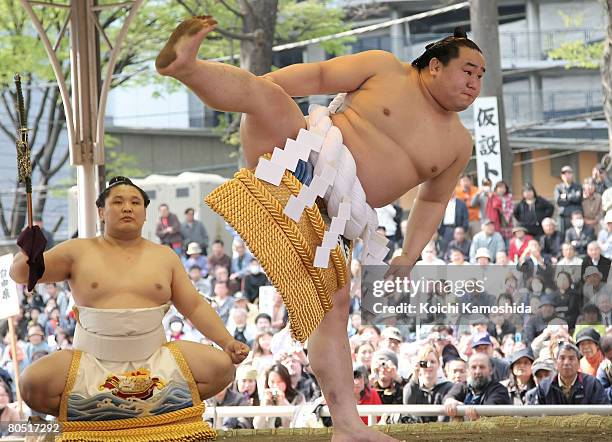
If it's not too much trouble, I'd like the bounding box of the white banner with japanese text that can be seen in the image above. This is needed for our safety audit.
[473,96,503,185]
[0,254,20,320]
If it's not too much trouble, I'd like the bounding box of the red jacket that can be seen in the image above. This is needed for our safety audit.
[508,235,533,262]
[358,387,382,424]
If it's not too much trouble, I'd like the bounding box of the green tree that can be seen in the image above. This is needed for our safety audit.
[548,1,612,152]
[0,0,350,238]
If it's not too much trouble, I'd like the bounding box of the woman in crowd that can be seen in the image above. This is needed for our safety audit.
[513,183,554,238]
[0,380,19,424]
[354,342,375,371]
[486,181,514,241]
[402,345,453,423]
[552,271,581,330]
[247,332,275,373]
[233,364,260,406]
[254,363,305,429]
[353,365,381,424]
[502,349,536,405]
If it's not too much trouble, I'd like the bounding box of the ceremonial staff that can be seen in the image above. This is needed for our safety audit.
[14,74,33,228]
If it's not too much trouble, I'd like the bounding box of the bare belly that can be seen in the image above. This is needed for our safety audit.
[330,113,423,208]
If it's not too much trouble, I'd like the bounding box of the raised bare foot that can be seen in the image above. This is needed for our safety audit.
[332,425,404,442]
[155,15,217,77]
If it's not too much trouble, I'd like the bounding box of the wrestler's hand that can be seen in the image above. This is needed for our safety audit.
[224,339,250,364]
[385,254,412,280]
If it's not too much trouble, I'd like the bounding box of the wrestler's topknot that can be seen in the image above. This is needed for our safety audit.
[96,176,151,208]
[411,26,482,71]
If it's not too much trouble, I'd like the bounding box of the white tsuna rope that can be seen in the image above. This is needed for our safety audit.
[254,94,389,268]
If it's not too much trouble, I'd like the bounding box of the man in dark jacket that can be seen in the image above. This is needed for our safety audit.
[443,353,511,421]
[205,384,252,429]
[565,211,595,256]
[554,166,583,236]
[539,217,563,262]
[438,194,469,245]
[536,342,609,404]
[581,241,611,282]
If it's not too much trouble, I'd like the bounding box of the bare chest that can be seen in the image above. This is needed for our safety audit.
[69,246,172,308]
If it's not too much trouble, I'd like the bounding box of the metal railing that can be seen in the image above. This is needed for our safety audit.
[204,404,612,428]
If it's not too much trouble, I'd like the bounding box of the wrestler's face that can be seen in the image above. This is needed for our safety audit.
[431,47,485,112]
[98,185,146,236]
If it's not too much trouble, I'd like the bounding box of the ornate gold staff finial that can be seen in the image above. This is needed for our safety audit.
[14,74,33,227]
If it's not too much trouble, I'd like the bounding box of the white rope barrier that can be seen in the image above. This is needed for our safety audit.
[204,404,612,427]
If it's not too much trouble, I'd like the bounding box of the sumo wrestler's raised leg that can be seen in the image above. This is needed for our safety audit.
[172,341,235,399]
[308,283,399,442]
[20,350,73,416]
[156,16,306,167]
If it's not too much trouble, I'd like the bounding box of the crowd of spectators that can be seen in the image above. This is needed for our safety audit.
[2,165,612,430]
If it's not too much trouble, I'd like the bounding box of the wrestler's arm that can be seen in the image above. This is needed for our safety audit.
[169,252,233,349]
[10,239,75,284]
[263,50,403,96]
[399,138,473,266]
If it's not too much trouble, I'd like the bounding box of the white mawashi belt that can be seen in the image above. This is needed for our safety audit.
[254,94,389,268]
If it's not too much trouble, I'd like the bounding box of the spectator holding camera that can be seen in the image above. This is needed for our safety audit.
[370,350,404,405]
[254,363,305,429]
[403,345,453,423]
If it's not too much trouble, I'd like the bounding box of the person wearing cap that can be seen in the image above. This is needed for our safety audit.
[525,357,556,404]
[181,207,209,255]
[582,264,612,307]
[370,349,404,405]
[596,334,612,403]
[582,241,611,282]
[183,241,209,275]
[582,178,603,235]
[501,348,535,405]
[443,353,511,421]
[576,327,605,376]
[508,225,532,263]
[524,294,560,345]
[380,327,403,354]
[535,341,608,404]
[555,165,583,236]
[513,183,554,238]
[473,247,491,266]
[403,345,453,423]
[10,176,250,428]
[233,364,260,406]
[539,218,563,264]
[470,333,510,382]
[468,219,505,264]
[597,210,612,259]
[565,210,595,256]
[155,203,184,255]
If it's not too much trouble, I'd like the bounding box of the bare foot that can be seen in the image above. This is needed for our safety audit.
[332,425,404,442]
[155,15,217,76]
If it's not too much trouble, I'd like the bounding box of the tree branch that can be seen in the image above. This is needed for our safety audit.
[0,196,9,237]
[0,91,17,128]
[218,0,244,18]
[0,120,14,143]
[46,147,69,177]
[176,0,197,16]
[215,26,256,41]
[29,86,51,149]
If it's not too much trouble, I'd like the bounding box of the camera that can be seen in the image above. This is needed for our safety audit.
[271,388,279,405]
[418,360,430,368]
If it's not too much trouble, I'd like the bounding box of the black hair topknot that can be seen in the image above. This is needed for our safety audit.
[96,176,150,208]
[412,26,482,70]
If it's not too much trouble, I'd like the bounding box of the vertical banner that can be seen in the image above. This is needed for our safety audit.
[473,96,503,185]
[0,253,19,320]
